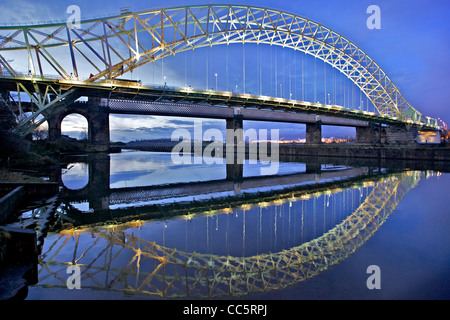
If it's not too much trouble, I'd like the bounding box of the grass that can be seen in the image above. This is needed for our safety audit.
[6,151,57,169]
[0,169,46,184]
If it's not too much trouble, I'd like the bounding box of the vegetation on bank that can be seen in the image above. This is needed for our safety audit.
[0,129,91,183]
[0,136,57,183]
[0,135,57,170]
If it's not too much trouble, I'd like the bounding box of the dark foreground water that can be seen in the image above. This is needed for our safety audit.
[5,150,450,300]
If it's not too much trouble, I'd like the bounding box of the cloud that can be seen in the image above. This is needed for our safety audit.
[109,114,225,142]
[109,114,208,131]
[61,114,87,133]
[0,0,58,25]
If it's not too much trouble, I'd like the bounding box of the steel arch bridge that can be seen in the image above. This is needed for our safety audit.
[0,4,441,136]
[35,171,422,298]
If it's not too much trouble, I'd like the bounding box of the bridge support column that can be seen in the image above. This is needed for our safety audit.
[226,113,244,140]
[356,123,384,145]
[306,120,322,145]
[226,163,244,182]
[385,124,419,146]
[47,114,63,142]
[225,110,244,181]
[226,110,244,159]
[87,102,110,153]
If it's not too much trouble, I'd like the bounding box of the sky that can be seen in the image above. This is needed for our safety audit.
[1,0,449,141]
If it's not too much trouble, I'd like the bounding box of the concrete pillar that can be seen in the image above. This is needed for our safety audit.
[87,105,110,152]
[225,110,244,181]
[356,123,381,145]
[46,113,63,142]
[226,112,244,164]
[306,121,322,144]
[226,114,244,143]
[226,163,244,181]
[386,124,419,146]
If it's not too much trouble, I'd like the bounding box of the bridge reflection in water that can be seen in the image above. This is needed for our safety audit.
[30,152,427,299]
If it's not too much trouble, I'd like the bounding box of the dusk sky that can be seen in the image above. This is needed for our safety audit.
[1,0,449,141]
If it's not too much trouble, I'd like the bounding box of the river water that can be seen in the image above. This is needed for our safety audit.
[6,150,450,300]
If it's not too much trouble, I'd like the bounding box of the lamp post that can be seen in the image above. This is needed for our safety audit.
[215,73,218,91]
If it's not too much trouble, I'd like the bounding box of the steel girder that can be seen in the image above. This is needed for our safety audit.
[0,5,439,129]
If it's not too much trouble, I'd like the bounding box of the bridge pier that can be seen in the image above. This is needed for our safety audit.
[226,163,244,182]
[306,119,322,145]
[46,98,110,152]
[356,123,386,145]
[385,124,419,146]
[225,110,245,182]
[226,110,244,164]
[356,123,424,146]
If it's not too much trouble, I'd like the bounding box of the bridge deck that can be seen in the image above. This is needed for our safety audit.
[1,76,434,129]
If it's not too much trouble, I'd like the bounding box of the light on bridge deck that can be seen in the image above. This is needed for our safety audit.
[180,87,193,93]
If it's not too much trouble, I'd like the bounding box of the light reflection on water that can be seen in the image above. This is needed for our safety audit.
[14,151,450,300]
[113,187,370,258]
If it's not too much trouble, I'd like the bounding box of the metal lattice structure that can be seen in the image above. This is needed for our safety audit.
[36,171,422,298]
[0,4,440,133]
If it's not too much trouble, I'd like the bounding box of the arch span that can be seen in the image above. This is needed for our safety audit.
[0,5,438,127]
[61,113,88,140]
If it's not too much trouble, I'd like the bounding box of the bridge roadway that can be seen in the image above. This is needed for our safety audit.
[1,75,425,128]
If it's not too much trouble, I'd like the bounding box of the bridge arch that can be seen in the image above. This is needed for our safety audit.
[92,6,425,123]
[0,5,437,127]
[44,100,110,151]
[61,113,88,141]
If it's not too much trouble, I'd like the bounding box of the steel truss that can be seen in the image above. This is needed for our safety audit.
[0,5,439,130]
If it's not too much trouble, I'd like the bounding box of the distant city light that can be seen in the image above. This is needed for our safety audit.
[250,137,354,144]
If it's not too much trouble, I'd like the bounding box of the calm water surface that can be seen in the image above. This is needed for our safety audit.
[8,150,450,300]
